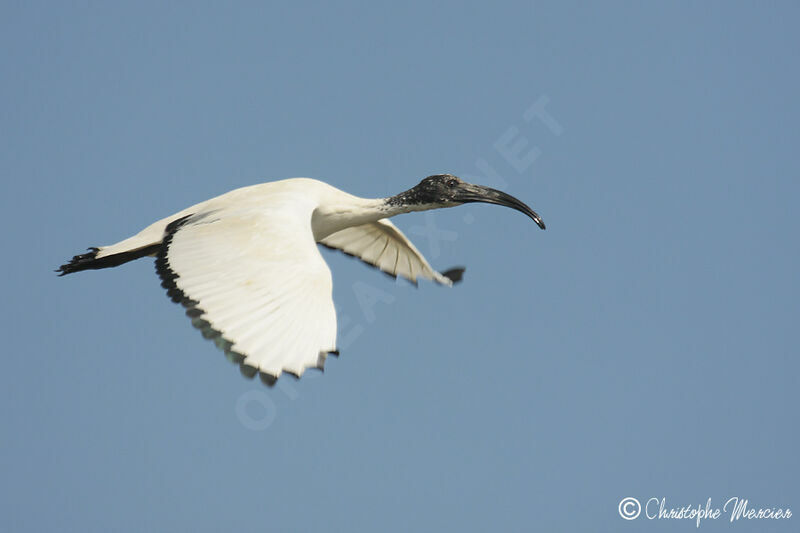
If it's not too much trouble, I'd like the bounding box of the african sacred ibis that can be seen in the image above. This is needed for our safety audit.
[58,174,545,386]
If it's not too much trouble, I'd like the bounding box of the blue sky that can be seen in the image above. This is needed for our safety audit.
[2,2,798,532]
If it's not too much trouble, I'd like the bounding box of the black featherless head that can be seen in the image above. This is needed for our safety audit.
[388,174,545,229]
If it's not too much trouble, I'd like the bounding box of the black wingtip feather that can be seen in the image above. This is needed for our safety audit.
[240,364,258,379]
[57,244,161,276]
[56,247,100,276]
[259,372,278,386]
[442,267,466,284]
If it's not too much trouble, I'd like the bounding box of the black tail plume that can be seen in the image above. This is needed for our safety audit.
[56,244,161,276]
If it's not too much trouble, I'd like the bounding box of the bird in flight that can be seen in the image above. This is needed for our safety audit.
[58,174,545,386]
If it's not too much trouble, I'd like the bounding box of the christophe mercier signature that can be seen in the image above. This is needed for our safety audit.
[644,497,792,527]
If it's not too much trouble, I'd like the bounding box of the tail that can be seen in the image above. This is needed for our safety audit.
[56,244,161,276]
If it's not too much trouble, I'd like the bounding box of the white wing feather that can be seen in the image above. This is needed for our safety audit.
[320,219,453,286]
[158,208,338,383]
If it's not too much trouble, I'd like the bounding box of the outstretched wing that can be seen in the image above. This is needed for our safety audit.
[156,210,338,385]
[319,219,461,286]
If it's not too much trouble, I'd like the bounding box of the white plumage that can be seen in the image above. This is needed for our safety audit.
[58,175,545,385]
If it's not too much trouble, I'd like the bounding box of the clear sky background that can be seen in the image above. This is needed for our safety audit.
[2,2,798,532]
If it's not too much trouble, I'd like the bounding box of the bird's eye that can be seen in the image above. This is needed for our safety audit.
[446,178,458,188]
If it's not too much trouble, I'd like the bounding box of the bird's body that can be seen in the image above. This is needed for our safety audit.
[59,175,545,385]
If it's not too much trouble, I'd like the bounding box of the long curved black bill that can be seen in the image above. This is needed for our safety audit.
[455,184,546,230]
